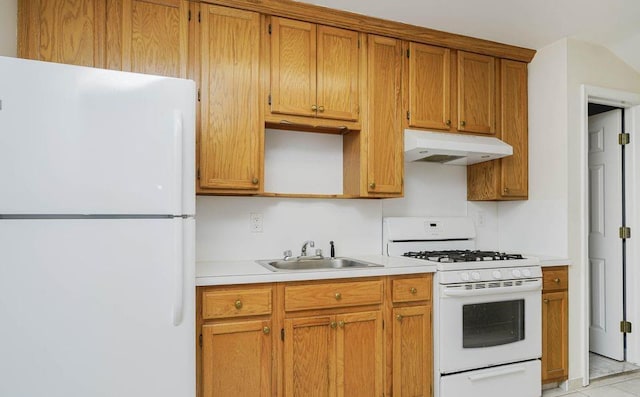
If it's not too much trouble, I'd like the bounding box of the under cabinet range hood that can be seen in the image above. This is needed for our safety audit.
[404,129,513,165]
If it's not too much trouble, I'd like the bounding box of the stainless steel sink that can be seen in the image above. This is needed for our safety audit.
[257,257,383,272]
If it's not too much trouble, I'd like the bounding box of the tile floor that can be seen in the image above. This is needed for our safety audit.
[542,354,640,397]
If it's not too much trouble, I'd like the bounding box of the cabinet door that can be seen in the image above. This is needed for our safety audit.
[199,5,262,191]
[18,0,106,67]
[542,291,569,383]
[202,320,272,397]
[336,311,383,397]
[392,305,432,397]
[316,26,360,121]
[284,316,336,397]
[106,0,188,78]
[269,17,317,118]
[500,60,528,197]
[408,43,451,130]
[366,35,403,195]
[457,51,495,134]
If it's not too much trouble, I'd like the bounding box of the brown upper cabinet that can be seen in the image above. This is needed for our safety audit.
[18,0,107,67]
[267,16,362,129]
[467,59,528,200]
[405,42,451,131]
[105,0,189,78]
[457,51,496,134]
[198,4,263,193]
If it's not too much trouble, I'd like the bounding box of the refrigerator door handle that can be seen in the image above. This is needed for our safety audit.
[172,219,185,326]
[173,111,184,216]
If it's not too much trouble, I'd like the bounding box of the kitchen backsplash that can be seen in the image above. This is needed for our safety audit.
[196,139,500,261]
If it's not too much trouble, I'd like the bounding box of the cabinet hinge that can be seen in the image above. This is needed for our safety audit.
[357,39,360,49]
[621,320,632,334]
[268,23,272,35]
[619,133,630,145]
[188,9,191,21]
[198,11,201,23]
[406,49,410,58]
[197,88,201,102]
[382,320,384,329]
[199,333,203,347]
[280,328,285,341]
[620,226,631,239]
[406,111,410,120]
[268,94,272,106]
[197,168,200,180]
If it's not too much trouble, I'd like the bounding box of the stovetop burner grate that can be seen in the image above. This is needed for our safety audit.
[402,250,524,263]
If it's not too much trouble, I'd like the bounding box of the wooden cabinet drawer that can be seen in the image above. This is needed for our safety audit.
[392,276,432,303]
[284,279,383,312]
[543,267,568,291]
[202,287,272,320]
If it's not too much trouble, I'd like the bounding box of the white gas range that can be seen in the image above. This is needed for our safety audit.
[383,217,543,397]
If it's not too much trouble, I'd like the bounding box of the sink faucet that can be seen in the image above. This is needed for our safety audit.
[301,240,315,256]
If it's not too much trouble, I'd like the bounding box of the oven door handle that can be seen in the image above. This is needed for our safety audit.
[467,365,526,381]
[442,279,542,297]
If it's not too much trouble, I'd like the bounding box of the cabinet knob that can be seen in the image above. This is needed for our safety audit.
[410,287,417,295]
[554,278,561,284]
[460,120,466,127]
[445,119,451,126]
[318,106,325,112]
[330,321,337,329]
[396,314,403,322]
[334,292,342,300]
[504,187,509,193]
[543,299,549,304]
[251,177,259,185]
[311,104,318,111]
[234,299,243,310]
[338,321,345,328]
[369,182,376,189]
[263,326,271,335]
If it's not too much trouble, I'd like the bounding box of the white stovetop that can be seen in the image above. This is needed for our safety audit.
[196,254,436,286]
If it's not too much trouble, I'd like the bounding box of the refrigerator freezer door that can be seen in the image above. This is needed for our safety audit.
[0,218,195,397]
[0,56,195,216]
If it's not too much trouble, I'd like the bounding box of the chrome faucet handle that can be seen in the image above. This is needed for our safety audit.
[301,240,315,256]
[315,248,323,257]
[283,250,293,260]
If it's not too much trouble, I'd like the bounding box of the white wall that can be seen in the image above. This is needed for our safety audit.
[565,38,640,383]
[498,39,569,257]
[196,131,498,262]
[0,0,17,57]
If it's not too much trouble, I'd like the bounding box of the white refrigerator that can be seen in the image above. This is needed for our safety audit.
[0,56,196,396]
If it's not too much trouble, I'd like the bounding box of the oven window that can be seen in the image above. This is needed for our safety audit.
[462,300,525,348]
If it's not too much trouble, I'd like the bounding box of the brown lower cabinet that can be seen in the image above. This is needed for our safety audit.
[541,266,569,384]
[197,274,433,397]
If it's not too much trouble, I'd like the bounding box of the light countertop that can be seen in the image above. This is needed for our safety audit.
[196,255,436,286]
[528,255,572,267]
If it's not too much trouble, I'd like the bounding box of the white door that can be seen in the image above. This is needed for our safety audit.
[0,218,195,397]
[588,109,624,360]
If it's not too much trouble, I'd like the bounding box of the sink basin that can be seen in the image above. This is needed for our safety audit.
[257,257,383,272]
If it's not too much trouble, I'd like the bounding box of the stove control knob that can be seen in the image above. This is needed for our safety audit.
[460,272,470,281]
[492,270,502,279]
[522,269,532,277]
[471,272,481,281]
[512,269,522,278]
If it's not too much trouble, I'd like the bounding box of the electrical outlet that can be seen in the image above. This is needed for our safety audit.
[476,211,486,227]
[250,213,263,233]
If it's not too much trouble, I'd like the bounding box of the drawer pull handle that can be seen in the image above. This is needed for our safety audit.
[543,299,549,304]
[330,321,337,329]
[234,300,243,310]
[338,321,345,328]
[263,326,270,335]
[410,287,417,295]
[396,314,403,322]
[335,292,342,300]
[554,278,560,283]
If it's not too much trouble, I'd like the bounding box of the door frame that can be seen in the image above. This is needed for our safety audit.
[580,85,640,387]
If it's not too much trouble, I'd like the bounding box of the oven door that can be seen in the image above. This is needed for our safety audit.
[437,278,542,374]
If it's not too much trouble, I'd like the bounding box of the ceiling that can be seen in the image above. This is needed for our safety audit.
[297,0,640,71]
